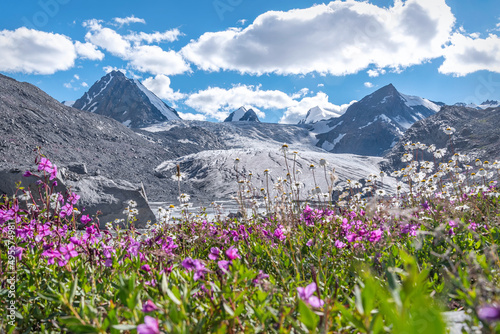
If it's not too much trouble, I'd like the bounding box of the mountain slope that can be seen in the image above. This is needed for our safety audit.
[224,107,260,122]
[383,105,500,171]
[313,84,441,156]
[73,71,180,128]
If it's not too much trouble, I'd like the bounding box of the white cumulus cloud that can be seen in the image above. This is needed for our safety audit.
[142,74,186,102]
[439,33,500,76]
[182,0,455,76]
[125,29,182,44]
[178,112,207,121]
[0,27,76,75]
[84,20,190,76]
[364,82,374,88]
[113,15,146,27]
[74,41,104,60]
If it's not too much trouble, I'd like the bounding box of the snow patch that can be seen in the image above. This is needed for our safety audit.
[122,120,132,127]
[178,138,197,145]
[134,79,180,121]
[400,93,440,112]
[332,133,345,148]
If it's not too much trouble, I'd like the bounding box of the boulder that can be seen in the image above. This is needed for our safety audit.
[0,168,154,229]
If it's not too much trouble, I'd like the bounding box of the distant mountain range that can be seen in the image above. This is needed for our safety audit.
[1,70,499,218]
[72,70,180,128]
[310,84,441,156]
[224,106,260,122]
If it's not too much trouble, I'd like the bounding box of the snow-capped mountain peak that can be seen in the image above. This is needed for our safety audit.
[312,84,441,156]
[72,70,180,128]
[224,107,260,122]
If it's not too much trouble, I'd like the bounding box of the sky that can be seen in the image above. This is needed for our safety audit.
[1,0,499,123]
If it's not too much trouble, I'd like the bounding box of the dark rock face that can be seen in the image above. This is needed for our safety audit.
[73,71,180,128]
[224,107,260,122]
[315,84,440,156]
[383,105,500,171]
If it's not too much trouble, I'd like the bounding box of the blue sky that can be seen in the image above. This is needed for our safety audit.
[1,0,499,123]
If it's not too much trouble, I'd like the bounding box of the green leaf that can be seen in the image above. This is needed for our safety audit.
[298,299,319,331]
[166,287,182,305]
[160,273,168,295]
[69,276,78,304]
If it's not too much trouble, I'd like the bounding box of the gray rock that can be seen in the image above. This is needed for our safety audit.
[67,163,87,175]
[66,176,155,228]
[0,168,154,229]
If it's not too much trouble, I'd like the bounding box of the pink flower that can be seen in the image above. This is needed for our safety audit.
[141,264,151,273]
[181,258,196,270]
[81,215,92,225]
[142,300,159,313]
[218,260,231,273]
[59,243,78,260]
[225,246,240,260]
[306,239,313,247]
[297,282,324,308]
[13,247,24,261]
[49,164,58,180]
[38,157,53,173]
[208,247,220,260]
[23,170,32,177]
[369,229,383,243]
[137,316,160,334]
[335,240,346,249]
[448,220,457,228]
[68,192,80,205]
[59,203,73,218]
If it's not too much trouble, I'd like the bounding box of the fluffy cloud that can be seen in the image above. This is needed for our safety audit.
[364,82,374,88]
[127,45,190,75]
[125,29,182,44]
[439,33,500,76]
[84,20,130,56]
[74,41,105,60]
[184,84,348,123]
[279,92,355,124]
[182,0,455,76]
[113,15,146,27]
[84,20,190,75]
[0,27,76,74]
[142,74,186,102]
[178,112,207,121]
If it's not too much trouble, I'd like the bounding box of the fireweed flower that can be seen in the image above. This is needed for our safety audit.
[38,157,53,173]
[137,316,160,334]
[208,247,221,260]
[142,300,159,313]
[477,305,500,322]
[335,240,346,249]
[253,270,269,285]
[59,243,78,260]
[141,264,152,273]
[59,203,73,218]
[297,282,324,308]
[81,215,92,225]
[225,246,241,260]
[68,192,80,205]
[218,260,231,273]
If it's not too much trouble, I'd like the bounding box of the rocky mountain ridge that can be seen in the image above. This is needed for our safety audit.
[73,70,180,128]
